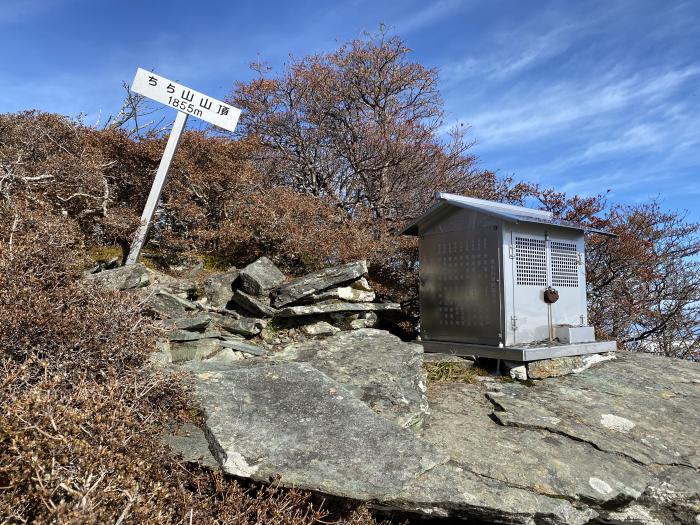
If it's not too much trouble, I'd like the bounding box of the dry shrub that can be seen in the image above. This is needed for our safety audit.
[0,200,382,523]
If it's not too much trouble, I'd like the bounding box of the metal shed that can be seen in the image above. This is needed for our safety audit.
[399,192,616,361]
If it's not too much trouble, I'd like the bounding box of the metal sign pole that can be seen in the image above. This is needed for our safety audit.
[125,110,189,265]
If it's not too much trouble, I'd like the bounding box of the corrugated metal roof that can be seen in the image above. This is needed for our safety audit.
[399,193,616,237]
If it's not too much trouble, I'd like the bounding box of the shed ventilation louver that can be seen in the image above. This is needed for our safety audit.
[551,241,579,287]
[515,237,547,286]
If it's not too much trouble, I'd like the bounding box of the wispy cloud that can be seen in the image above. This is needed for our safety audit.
[394,0,471,35]
[0,0,79,25]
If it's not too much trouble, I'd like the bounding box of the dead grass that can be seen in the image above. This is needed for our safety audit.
[424,361,491,385]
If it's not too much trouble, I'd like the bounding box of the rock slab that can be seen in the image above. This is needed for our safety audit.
[230,289,278,317]
[270,260,368,307]
[274,329,432,431]
[275,301,399,318]
[195,362,448,501]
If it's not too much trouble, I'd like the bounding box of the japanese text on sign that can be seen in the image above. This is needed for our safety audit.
[131,68,241,132]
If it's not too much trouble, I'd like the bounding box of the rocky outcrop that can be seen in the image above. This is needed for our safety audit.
[167,345,700,524]
[90,257,700,524]
[273,329,432,431]
[421,351,700,524]
[269,260,368,307]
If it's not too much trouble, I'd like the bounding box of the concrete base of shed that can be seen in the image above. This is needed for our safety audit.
[415,339,617,362]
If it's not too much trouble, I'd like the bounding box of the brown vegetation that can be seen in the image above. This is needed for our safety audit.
[0,200,384,523]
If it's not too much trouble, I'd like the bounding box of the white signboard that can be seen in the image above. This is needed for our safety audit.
[131,68,241,132]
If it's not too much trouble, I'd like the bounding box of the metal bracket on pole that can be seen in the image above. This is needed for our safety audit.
[125,111,189,266]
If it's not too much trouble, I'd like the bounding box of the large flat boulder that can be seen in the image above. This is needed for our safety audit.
[270,260,367,307]
[194,362,448,501]
[489,351,700,469]
[274,329,432,431]
[423,382,649,507]
[166,335,700,524]
[419,351,700,524]
[390,463,596,524]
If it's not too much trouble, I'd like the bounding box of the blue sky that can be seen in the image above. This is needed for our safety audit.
[2,0,698,222]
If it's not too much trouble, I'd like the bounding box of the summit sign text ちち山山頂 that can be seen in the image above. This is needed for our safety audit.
[131,68,241,132]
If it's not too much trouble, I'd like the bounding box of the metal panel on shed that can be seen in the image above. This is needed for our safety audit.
[420,226,502,345]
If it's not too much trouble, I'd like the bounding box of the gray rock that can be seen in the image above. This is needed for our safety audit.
[145,279,199,300]
[167,329,221,342]
[391,462,597,525]
[350,277,372,291]
[86,263,152,291]
[167,332,700,523]
[276,302,400,318]
[219,340,265,356]
[142,291,198,318]
[220,333,245,342]
[194,361,448,501]
[149,350,172,367]
[85,256,119,275]
[489,351,700,469]
[204,348,244,363]
[614,464,700,525]
[203,312,266,336]
[270,260,368,307]
[203,269,239,308]
[422,382,650,507]
[358,311,378,326]
[274,329,431,431]
[503,360,528,380]
[294,289,339,305]
[527,353,617,378]
[186,259,205,278]
[169,338,222,363]
[337,286,375,302]
[349,319,370,329]
[160,423,219,469]
[239,257,285,296]
[230,289,278,317]
[161,317,211,331]
[300,321,340,336]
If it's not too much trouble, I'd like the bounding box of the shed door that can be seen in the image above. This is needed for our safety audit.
[511,233,585,344]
